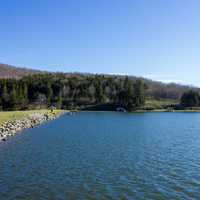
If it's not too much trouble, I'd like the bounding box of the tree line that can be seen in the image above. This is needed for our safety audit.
[180,90,200,107]
[0,74,147,111]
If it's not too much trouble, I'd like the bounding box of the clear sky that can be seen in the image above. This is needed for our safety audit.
[1,0,200,86]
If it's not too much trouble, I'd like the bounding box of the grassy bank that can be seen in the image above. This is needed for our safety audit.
[0,110,64,125]
[142,98,178,110]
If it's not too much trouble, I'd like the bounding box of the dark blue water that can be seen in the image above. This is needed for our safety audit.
[1,112,200,200]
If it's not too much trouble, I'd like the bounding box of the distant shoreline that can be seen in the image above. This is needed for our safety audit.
[130,109,200,113]
[1,108,199,142]
[79,109,200,113]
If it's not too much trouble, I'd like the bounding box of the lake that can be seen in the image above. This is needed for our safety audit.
[1,112,200,200]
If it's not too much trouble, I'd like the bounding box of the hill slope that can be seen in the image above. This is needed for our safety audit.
[0,63,199,100]
[0,63,42,79]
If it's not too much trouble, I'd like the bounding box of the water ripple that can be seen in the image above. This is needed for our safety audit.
[1,112,200,199]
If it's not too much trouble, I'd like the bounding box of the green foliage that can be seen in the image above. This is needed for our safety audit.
[0,74,148,111]
[9,84,18,110]
[133,80,146,107]
[46,81,53,106]
[143,98,178,110]
[181,90,200,107]
[117,77,146,110]
[1,80,9,109]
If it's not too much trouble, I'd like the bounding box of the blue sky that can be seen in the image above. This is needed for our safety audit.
[0,0,200,86]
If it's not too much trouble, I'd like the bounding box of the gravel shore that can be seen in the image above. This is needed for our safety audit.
[0,112,63,141]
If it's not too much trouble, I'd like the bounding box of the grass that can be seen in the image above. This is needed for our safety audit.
[81,98,179,112]
[0,109,63,125]
[142,98,178,110]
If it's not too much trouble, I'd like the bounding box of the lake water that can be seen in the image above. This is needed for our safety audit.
[1,112,200,200]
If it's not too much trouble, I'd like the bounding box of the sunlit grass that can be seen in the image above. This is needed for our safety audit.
[144,98,178,109]
[0,109,63,125]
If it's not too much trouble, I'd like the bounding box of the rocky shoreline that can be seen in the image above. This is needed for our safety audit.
[0,112,63,142]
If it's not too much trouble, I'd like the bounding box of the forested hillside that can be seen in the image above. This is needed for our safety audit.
[0,63,199,111]
[0,63,198,100]
[0,73,147,111]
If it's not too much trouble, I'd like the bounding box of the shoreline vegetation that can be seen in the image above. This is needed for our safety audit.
[0,71,200,141]
[0,110,65,141]
[0,73,199,113]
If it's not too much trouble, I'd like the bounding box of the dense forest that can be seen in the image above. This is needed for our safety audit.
[180,90,200,108]
[0,64,200,111]
[0,74,147,111]
[1,63,199,100]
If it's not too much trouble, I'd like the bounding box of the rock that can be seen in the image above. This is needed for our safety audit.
[0,111,64,142]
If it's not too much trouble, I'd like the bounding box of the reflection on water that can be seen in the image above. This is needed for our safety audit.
[1,112,200,200]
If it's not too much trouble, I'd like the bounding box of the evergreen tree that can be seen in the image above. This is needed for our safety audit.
[2,80,9,110]
[181,90,200,107]
[46,82,53,106]
[133,80,146,107]
[56,92,63,109]
[95,83,105,103]
[117,77,135,110]
[10,84,18,110]
[18,82,28,109]
[0,73,148,111]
